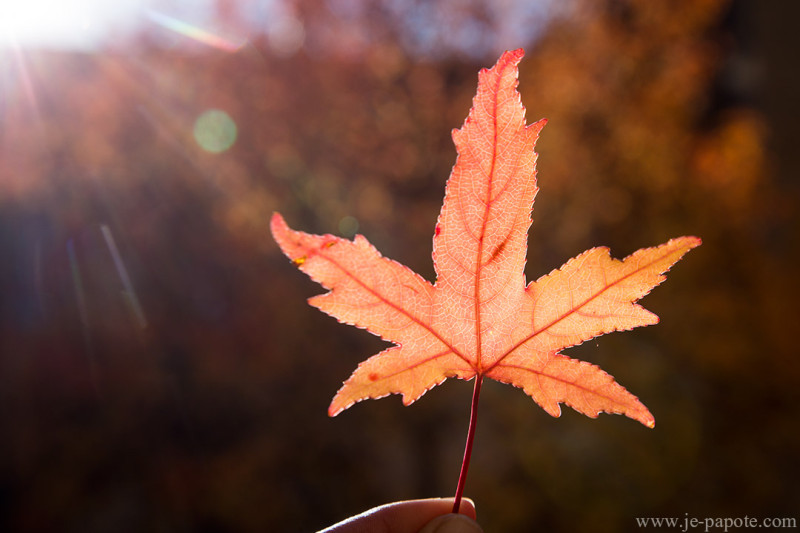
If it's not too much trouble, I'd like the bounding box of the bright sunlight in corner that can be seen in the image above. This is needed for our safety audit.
[0,0,140,49]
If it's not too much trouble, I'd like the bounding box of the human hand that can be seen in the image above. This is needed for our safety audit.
[319,497,484,533]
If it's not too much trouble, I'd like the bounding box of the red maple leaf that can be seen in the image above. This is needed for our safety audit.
[271,48,700,511]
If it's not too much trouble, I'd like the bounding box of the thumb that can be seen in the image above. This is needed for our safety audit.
[418,513,484,533]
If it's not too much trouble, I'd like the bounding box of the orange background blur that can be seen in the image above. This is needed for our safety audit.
[1,1,798,531]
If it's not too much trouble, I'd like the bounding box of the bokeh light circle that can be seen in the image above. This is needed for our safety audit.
[193,109,237,153]
[338,216,359,237]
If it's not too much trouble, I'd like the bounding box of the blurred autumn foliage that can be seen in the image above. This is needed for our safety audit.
[1,0,798,531]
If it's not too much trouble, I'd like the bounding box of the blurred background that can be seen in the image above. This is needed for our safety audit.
[1,0,798,531]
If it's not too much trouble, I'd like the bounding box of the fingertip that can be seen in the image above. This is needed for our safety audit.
[454,497,477,520]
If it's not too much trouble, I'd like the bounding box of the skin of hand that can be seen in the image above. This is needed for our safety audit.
[319,497,484,533]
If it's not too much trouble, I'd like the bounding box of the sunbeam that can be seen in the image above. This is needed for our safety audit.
[6,43,40,116]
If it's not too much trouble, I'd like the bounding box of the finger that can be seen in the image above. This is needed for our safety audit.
[319,497,477,533]
[418,513,484,533]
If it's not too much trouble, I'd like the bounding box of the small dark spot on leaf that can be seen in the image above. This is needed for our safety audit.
[489,238,508,263]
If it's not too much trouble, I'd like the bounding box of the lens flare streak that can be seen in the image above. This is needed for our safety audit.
[101,225,147,330]
[67,239,90,335]
[145,9,246,52]
[67,238,100,395]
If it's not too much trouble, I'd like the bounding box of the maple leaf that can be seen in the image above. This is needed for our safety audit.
[271,48,700,511]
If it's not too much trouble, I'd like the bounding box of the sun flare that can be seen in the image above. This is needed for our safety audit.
[0,0,138,49]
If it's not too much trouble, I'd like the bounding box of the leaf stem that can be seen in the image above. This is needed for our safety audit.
[452,374,483,514]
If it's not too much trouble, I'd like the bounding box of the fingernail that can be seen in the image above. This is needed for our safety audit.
[418,513,484,533]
